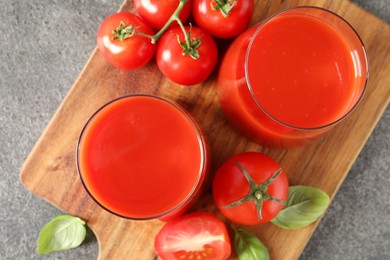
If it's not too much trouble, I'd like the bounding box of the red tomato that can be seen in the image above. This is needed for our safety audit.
[134,0,193,30]
[156,26,218,86]
[154,212,231,260]
[213,152,289,225]
[193,0,254,38]
[97,12,155,70]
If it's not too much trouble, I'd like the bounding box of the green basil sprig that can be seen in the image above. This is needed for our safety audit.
[233,227,270,260]
[271,185,330,229]
[37,215,86,254]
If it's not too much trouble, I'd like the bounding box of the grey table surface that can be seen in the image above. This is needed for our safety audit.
[0,0,389,259]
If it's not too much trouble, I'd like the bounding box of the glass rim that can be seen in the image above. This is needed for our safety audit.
[244,5,369,131]
[76,94,207,220]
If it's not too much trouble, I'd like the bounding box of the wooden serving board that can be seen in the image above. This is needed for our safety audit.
[20,0,390,259]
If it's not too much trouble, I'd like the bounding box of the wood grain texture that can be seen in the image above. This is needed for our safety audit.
[20,0,390,259]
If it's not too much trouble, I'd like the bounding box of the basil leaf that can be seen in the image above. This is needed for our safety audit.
[37,215,86,254]
[233,227,270,260]
[271,185,330,230]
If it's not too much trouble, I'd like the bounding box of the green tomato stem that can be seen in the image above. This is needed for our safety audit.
[221,161,286,220]
[112,0,189,43]
[254,190,263,200]
[176,23,201,59]
[151,0,200,60]
[212,0,237,17]
[112,22,137,41]
[176,18,191,49]
[150,0,189,43]
[152,0,201,60]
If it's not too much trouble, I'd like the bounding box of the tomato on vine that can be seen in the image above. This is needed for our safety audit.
[97,12,155,70]
[97,0,218,85]
[134,0,193,30]
[213,152,289,225]
[193,0,254,38]
[156,25,218,86]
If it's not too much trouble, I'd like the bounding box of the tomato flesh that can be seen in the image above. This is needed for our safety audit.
[173,244,216,259]
[154,212,231,260]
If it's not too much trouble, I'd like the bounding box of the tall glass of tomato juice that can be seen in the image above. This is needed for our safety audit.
[76,95,209,221]
[217,6,368,148]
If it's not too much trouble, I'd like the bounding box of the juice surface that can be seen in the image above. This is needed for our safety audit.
[247,13,357,128]
[77,96,203,219]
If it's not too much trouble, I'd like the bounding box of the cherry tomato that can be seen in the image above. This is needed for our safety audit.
[134,0,193,30]
[213,152,289,225]
[156,26,218,86]
[97,12,155,70]
[154,212,231,260]
[193,0,254,38]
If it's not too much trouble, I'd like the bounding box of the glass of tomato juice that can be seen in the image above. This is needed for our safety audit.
[217,6,369,148]
[76,95,209,221]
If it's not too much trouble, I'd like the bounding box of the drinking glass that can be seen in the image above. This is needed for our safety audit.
[217,6,368,148]
[77,95,209,221]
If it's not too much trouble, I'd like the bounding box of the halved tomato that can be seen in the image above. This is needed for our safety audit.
[154,212,231,260]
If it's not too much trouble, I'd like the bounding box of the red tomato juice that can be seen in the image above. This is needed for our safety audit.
[217,7,367,148]
[77,95,208,220]
[248,13,357,128]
